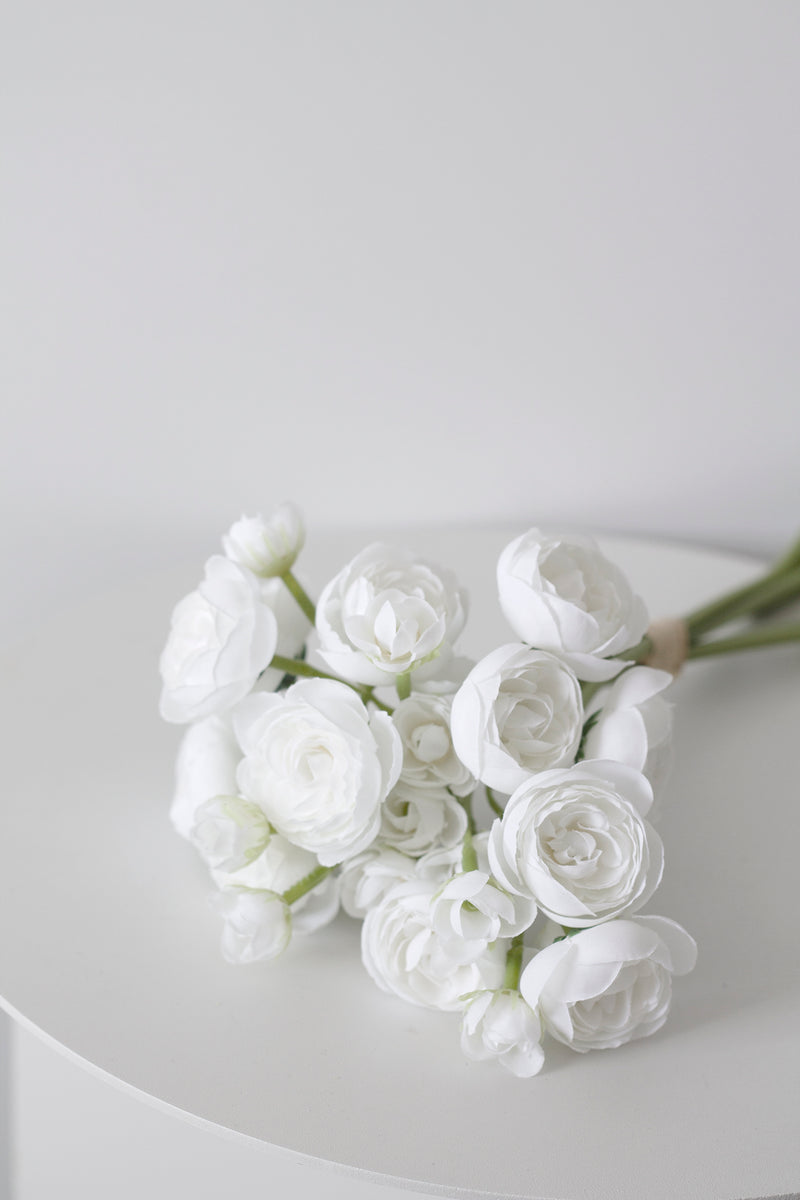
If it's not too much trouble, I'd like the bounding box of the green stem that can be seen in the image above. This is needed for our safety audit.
[687,621,800,660]
[268,655,393,712]
[282,863,332,906]
[685,566,800,640]
[503,935,524,991]
[763,531,800,578]
[485,786,504,820]
[361,686,394,715]
[396,671,412,701]
[281,569,316,625]
[626,635,654,663]
[269,654,341,683]
[461,823,478,871]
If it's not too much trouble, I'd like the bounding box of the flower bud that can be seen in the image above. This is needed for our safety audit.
[213,888,292,964]
[222,503,305,578]
[460,990,544,1077]
[191,794,271,873]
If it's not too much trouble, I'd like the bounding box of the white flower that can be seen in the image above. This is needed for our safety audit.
[583,666,674,801]
[315,543,468,686]
[170,713,241,839]
[212,889,292,964]
[450,644,584,794]
[212,833,340,936]
[433,870,537,950]
[520,916,697,1051]
[379,782,468,856]
[222,503,305,578]
[233,679,402,867]
[190,795,271,873]
[339,845,417,919]
[361,880,506,1011]
[460,990,544,1077]
[488,761,664,927]
[415,839,466,883]
[497,530,649,681]
[159,556,278,724]
[392,694,475,796]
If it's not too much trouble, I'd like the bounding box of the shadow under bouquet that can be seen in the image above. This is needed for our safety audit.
[158,505,800,1077]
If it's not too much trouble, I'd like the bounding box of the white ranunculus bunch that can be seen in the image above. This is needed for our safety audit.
[161,509,706,1076]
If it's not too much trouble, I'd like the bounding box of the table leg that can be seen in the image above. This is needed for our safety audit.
[0,1010,10,1200]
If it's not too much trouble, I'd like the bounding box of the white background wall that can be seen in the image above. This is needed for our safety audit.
[2,2,800,1196]
[3,2,800,567]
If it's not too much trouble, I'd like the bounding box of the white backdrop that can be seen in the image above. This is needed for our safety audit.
[3,2,800,566]
[3,3,800,1196]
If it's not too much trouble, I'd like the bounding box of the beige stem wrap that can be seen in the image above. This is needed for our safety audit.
[644,617,690,675]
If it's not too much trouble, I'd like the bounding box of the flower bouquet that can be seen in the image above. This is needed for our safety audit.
[159,506,800,1077]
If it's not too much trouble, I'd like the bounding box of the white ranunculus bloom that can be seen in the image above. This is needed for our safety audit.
[460,990,545,1077]
[496,530,649,682]
[190,795,271,873]
[314,543,468,687]
[487,761,664,927]
[361,881,506,1011]
[414,830,489,886]
[170,713,241,839]
[450,644,584,794]
[379,782,468,857]
[392,693,475,797]
[212,833,341,936]
[520,916,697,1051]
[159,556,278,724]
[212,889,292,964]
[432,870,537,952]
[233,679,402,867]
[339,845,417,919]
[414,840,466,883]
[582,666,674,802]
[222,503,305,578]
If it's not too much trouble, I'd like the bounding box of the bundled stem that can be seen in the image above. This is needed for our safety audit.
[619,532,800,672]
[684,564,800,640]
[686,620,800,660]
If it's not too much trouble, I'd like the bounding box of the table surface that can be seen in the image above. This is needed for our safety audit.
[1,528,799,1200]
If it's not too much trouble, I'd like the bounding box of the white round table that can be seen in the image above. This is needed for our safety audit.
[1,529,798,1199]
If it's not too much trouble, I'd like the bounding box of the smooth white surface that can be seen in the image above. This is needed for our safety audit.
[3,2,800,553]
[11,1024,440,1200]
[1,529,799,1199]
